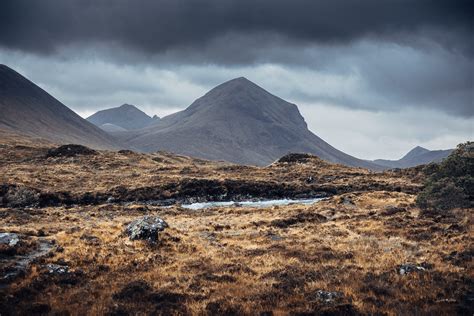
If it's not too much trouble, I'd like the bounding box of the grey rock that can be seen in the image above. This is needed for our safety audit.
[398,263,432,275]
[313,290,344,303]
[46,264,69,274]
[1,239,54,285]
[0,233,19,247]
[125,216,168,242]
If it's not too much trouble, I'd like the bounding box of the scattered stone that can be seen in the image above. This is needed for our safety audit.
[312,290,344,303]
[398,263,433,275]
[46,264,69,274]
[125,216,168,242]
[46,144,97,158]
[106,197,115,204]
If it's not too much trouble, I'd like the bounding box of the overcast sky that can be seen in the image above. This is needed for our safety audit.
[1,0,472,159]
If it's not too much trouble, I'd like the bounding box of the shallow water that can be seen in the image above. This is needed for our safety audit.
[181,197,324,210]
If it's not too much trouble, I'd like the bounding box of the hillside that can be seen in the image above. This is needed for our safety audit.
[374,146,452,168]
[118,77,382,169]
[0,64,119,150]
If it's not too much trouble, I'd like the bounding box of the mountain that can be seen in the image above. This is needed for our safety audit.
[117,77,382,169]
[374,146,453,168]
[87,104,158,130]
[0,64,119,149]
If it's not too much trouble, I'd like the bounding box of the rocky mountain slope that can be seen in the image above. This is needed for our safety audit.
[0,64,119,149]
[374,146,452,168]
[117,77,382,169]
[87,103,158,130]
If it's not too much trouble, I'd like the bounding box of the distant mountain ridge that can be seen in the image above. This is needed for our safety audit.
[374,146,453,168]
[2,64,452,170]
[115,77,383,169]
[0,64,119,149]
[87,104,158,130]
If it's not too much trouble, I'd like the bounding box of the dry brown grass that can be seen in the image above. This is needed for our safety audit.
[0,132,472,315]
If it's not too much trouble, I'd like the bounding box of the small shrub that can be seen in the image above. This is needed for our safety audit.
[416,142,473,212]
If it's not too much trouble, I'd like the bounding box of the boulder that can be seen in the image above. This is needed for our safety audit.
[0,232,19,247]
[125,216,168,242]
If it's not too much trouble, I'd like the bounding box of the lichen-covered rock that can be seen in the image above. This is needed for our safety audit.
[125,216,168,242]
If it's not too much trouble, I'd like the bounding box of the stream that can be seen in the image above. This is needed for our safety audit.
[181,197,324,210]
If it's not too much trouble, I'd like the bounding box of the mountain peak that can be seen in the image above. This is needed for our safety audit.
[119,103,137,110]
[403,146,430,159]
[87,104,154,130]
[213,77,259,92]
[127,77,381,169]
[232,76,250,82]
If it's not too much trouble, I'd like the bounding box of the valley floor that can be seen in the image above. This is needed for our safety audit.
[0,133,472,315]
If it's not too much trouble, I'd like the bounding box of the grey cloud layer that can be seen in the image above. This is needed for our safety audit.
[1,0,472,57]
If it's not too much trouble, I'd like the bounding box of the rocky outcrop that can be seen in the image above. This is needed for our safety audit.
[125,216,168,242]
[46,144,97,158]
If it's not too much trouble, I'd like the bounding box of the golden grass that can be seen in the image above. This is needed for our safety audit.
[0,133,471,315]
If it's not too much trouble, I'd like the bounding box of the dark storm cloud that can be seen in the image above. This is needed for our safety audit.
[0,0,472,122]
[0,0,472,57]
